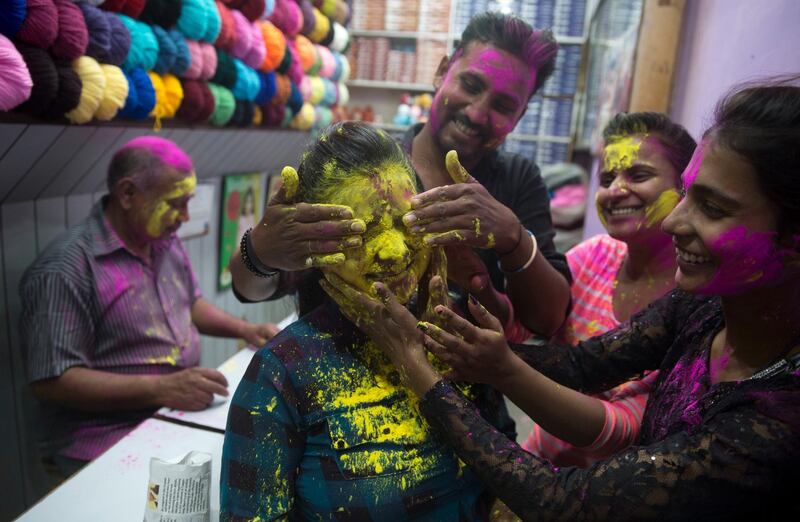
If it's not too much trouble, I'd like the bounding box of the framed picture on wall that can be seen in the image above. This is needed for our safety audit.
[218,172,263,290]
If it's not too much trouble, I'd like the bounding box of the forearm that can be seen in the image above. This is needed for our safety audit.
[501,232,570,336]
[191,298,248,338]
[32,367,162,411]
[230,253,280,302]
[496,353,606,447]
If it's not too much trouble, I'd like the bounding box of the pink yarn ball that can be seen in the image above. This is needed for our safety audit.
[230,9,251,61]
[0,34,33,110]
[243,19,265,69]
[50,0,88,61]
[183,39,204,79]
[299,74,311,101]
[16,0,59,49]
[200,41,217,79]
[317,44,335,78]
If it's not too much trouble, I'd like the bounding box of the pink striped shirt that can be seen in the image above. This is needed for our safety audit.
[522,234,661,467]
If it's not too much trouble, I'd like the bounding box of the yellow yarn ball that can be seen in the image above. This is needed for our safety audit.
[309,76,325,105]
[147,71,167,119]
[95,64,129,121]
[66,56,106,124]
[309,9,330,43]
[252,105,263,126]
[161,73,184,118]
[290,102,315,130]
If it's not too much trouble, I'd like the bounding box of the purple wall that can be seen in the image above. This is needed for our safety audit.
[583,0,800,239]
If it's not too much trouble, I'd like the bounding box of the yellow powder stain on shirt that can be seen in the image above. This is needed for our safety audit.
[603,136,642,173]
[146,345,181,366]
[265,396,278,412]
[643,188,680,227]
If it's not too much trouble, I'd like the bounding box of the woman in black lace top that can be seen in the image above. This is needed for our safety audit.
[323,80,800,520]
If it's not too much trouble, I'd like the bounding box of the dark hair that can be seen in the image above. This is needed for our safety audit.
[453,11,558,98]
[107,147,164,193]
[295,121,417,315]
[603,111,697,181]
[709,76,800,232]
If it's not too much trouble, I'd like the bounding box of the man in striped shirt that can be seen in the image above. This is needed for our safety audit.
[19,136,277,481]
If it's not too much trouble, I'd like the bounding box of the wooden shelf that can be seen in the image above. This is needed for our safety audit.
[350,29,450,41]
[347,79,434,91]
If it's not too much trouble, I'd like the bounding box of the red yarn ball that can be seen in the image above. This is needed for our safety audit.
[100,0,128,12]
[121,0,146,19]
[16,0,59,49]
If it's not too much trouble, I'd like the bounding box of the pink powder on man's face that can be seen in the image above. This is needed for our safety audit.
[119,136,194,173]
[681,140,705,190]
[700,225,787,295]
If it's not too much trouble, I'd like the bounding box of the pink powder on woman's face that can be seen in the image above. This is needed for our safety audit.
[681,140,705,190]
[119,136,193,173]
[700,225,787,295]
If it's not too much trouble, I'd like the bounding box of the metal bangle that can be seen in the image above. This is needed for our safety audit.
[498,230,537,274]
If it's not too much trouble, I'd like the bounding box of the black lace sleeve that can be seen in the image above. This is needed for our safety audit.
[420,380,797,521]
[512,291,694,394]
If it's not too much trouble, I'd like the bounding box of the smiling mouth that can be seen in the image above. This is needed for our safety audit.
[605,205,643,216]
[452,115,482,138]
[366,261,413,281]
[675,245,711,265]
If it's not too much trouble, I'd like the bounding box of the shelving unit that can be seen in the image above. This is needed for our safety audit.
[345,0,591,167]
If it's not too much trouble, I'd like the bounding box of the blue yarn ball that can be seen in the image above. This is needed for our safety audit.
[177,0,207,41]
[80,3,113,63]
[264,0,275,18]
[255,71,276,105]
[169,29,190,76]
[151,25,177,74]
[118,15,159,71]
[321,77,337,106]
[105,11,131,67]
[287,80,303,116]
[0,0,26,38]
[232,59,259,101]
[330,52,343,82]
[201,0,221,43]
[119,67,155,120]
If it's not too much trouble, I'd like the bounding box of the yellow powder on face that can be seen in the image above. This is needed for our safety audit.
[595,193,608,228]
[603,136,642,173]
[643,188,680,228]
[145,173,197,238]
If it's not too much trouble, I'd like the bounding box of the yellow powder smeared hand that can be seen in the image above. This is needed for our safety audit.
[281,166,299,200]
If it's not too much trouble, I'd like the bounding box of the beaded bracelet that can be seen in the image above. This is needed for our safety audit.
[240,228,278,278]
[498,230,537,274]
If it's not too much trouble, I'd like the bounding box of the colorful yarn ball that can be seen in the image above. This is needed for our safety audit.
[332,0,349,25]
[183,39,204,79]
[318,0,336,17]
[139,0,183,29]
[176,78,214,122]
[201,0,221,43]
[308,8,328,43]
[45,62,82,118]
[99,0,127,11]
[317,44,335,78]
[119,66,155,119]
[0,0,27,38]
[13,42,57,115]
[330,51,343,81]
[177,0,207,40]
[254,70,275,104]
[0,35,32,110]
[231,58,259,101]
[298,75,310,101]
[50,0,88,60]
[285,41,303,85]
[80,2,112,62]
[214,0,235,50]
[272,72,290,105]
[66,55,106,124]
[313,105,332,129]
[321,77,336,106]
[152,25,177,74]
[95,63,128,120]
[211,47,237,87]
[207,81,234,125]
[259,20,283,71]
[337,53,349,82]
[243,19,265,69]
[269,0,301,36]
[105,10,131,66]
[329,20,347,53]
[286,79,302,115]
[251,104,262,125]
[149,71,183,120]
[293,34,315,73]
[118,15,159,71]
[261,101,283,127]
[307,75,324,105]
[229,9,251,60]
[121,0,145,18]
[230,0,265,21]
[336,81,347,106]
[299,0,314,36]
[16,0,58,48]
[289,100,314,130]
[168,29,190,75]
[262,0,274,18]
[199,42,217,79]
[228,99,253,127]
